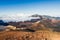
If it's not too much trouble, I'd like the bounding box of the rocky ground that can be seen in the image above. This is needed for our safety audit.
[0,30,60,40]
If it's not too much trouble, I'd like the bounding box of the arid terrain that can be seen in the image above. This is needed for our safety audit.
[0,14,60,40]
[0,30,60,40]
[0,21,60,40]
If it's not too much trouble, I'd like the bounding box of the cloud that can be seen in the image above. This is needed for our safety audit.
[0,13,40,22]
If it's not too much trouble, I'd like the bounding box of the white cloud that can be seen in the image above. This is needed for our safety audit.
[0,13,40,22]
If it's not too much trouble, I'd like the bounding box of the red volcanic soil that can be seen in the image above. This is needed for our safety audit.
[0,31,51,40]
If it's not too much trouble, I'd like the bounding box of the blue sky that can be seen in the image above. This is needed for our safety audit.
[0,0,60,17]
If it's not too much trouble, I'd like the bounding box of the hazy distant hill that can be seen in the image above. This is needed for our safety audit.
[0,20,9,26]
[31,14,60,20]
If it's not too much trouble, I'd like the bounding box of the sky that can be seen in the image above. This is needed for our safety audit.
[0,0,60,17]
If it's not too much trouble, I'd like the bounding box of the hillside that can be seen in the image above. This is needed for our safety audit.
[8,19,60,32]
[0,14,60,40]
[0,30,60,40]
